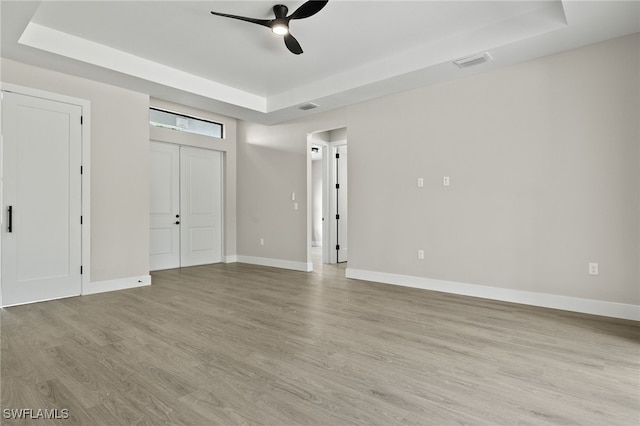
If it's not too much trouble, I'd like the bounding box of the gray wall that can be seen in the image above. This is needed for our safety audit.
[347,34,639,305]
[1,58,150,283]
[311,158,322,246]
[237,34,639,305]
[237,110,346,263]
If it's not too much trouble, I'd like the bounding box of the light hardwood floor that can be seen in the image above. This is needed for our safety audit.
[1,261,639,425]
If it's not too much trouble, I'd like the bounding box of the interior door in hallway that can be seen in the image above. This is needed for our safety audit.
[1,91,82,306]
[335,145,348,263]
[149,142,222,270]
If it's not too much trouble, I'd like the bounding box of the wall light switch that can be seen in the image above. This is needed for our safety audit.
[291,192,296,201]
[417,178,424,187]
[260,238,265,246]
[443,176,450,186]
[293,202,299,210]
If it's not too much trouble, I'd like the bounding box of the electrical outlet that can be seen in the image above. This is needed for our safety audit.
[588,262,599,275]
[417,178,424,187]
[443,176,450,186]
[417,250,424,260]
[293,202,298,210]
[260,238,265,246]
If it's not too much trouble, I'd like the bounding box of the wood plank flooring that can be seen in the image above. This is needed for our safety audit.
[1,261,639,425]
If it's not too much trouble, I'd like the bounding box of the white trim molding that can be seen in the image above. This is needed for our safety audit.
[83,275,151,296]
[224,255,238,263]
[237,256,313,272]
[345,268,640,321]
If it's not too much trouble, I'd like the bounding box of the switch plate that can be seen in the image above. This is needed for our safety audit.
[417,178,424,187]
[588,262,599,275]
[417,250,424,259]
[443,176,450,186]
[260,238,265,246]
[291,192,296,201]
[293,202,298,210]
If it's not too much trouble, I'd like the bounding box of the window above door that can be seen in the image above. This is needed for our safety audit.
[150,108,223,139]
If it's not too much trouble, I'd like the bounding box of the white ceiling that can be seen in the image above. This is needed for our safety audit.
[2,1,639,124]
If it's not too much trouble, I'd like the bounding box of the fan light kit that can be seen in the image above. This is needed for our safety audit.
[272,23,289,35]
[210,1,329,55]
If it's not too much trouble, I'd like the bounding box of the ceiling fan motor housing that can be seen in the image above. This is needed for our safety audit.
[273,4,289,18]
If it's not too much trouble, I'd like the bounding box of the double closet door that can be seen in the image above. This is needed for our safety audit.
[150,142,222,271]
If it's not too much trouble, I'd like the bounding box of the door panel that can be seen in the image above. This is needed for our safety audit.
[180,147,222,267]
[149,143,222,270]
[149,142,180,270]
[336,145,348,263]
[2,92,82,306]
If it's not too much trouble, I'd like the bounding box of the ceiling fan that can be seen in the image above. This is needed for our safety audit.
[210,1,329,55]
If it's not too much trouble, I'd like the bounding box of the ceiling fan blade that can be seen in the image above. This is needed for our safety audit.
[288,0,329,20]
[210,11,271,28]
[284,33,303,55]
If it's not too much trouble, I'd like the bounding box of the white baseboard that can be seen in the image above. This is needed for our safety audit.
[236,255,313,272]
[224,255,238,263]
[345,268,639,321]
[83,274,151,296]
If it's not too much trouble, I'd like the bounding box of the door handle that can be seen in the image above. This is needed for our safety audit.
[7,206,12,232]
[175,221,180,225]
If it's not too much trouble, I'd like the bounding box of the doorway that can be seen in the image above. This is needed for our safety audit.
[1,90,84,306]
[309,128,347,266]
[149,141,223,271]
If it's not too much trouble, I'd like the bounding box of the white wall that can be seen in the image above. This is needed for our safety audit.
[1,58,150,283]
[236,34,640,315]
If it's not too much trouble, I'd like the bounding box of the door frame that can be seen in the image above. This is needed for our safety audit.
[149,140,225,271]
[307,131,347,267]
[0,82,91,305]
[328,141,347,264]
[327,143,349,263]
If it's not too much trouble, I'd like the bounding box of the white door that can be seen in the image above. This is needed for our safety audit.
[1,92,82,306]
[149,142,180,270]
[335,145,348,262]
[149,143,222,270]
[180,147,222,267]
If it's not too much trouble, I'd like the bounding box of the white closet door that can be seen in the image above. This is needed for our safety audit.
[336,145,348,263]
[149,142,180,270]
[180,147,222,267]
[1,92,82,306]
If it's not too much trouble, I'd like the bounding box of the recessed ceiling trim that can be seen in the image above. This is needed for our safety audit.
[7,1,637,125]
[18,22,267,113]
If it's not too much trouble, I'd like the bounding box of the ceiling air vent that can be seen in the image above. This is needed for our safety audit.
[453,52,493,69]
[298,102,318,111]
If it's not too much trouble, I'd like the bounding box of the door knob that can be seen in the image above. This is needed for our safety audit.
[175,221,180,225]
[176,214,180,218]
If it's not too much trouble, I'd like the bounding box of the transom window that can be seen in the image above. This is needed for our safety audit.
[149,108,223,139]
